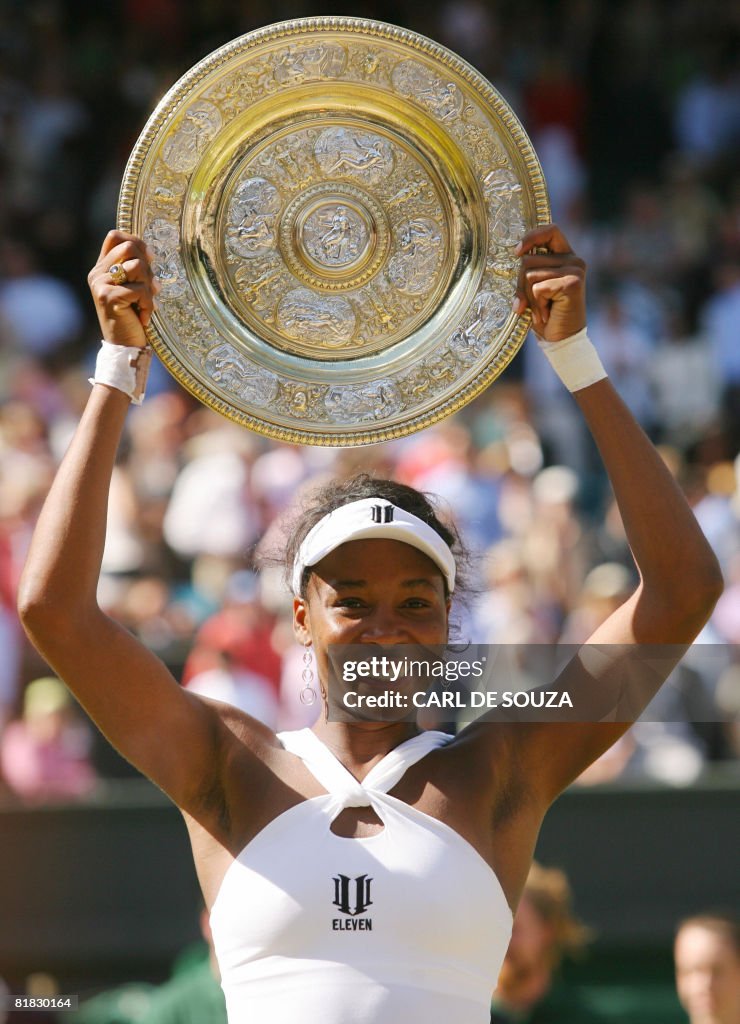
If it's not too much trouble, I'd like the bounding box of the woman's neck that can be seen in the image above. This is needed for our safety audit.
[311,719,421,778]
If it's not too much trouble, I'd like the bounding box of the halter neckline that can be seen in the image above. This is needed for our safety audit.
[277,727,453,810]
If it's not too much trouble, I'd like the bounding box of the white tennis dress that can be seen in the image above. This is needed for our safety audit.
[209,727,513,1023]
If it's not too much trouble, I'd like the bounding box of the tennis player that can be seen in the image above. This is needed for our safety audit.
[17,224,722,1023]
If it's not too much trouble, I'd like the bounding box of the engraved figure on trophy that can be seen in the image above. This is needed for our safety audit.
[314,128,394,187]
[150,166,186,211]
[350,281,399,339]
[320,206,352,261]
[425,81,465,123]
[234,264,284,322]
[391,61,464,122]
[355,50,383,79]
[253,132,316,191]
[488,249,519,280]
[325,380,403,423]
[398,363,436,402]
[483,167,522,198]
[474,130,509,170]
[388,179,435,209]
[490,200,526,249]
[273,48,310,85]
[399,356,456,403]
[424,354,458,388]
[204,343,279,406]
[277,288,356,347]
[449,291,504,365]
[151,186,181,210]
[273,44,347,84]
[301,204,369,268]
[237,266,282,302]
[143,218,187,298]
[483,166,526,247]
[161,101,222,174]
[204,59,278,115]
[227,176,281,260]
[234,59,279,101]
[387,218,443,295]
[281,383,324,419]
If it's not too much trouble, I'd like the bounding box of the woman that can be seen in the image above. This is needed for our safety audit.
[17,225,722,1023]
[491,861,594,1022]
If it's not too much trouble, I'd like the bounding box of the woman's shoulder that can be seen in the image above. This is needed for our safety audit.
[443,720,516,764]
[204,696,286,766]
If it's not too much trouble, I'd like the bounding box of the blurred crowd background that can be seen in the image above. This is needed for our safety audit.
[1,0,740,806]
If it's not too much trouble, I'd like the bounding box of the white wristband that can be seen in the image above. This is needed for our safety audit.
[537,326,607,393]
[89,341,153,405]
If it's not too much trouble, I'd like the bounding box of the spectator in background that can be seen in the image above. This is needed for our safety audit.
[691,461,740,575]
[715,665,740,760]
[0,239,84,365]
[396,421,504,556]
[610,183,676,285]
[0,676,96,801]
[701,263,740,453]
[523,56,587,222]
[663,160,722,280]
[533,124,586,224]
[522,336,593,478]
[674,914,740,1024]
[588,289,655,433]
[436,0,498,73]
[472,538,545,646]
[0,531,21,730]
[137,904,226,1024]
[185,649,279,729]
[490,861,601,1023]
[13,63,87,206]
[650,305,721,450]
[182,570,282,695]
[560,562,635,645]
[673,48,740,172]
[712,547,740,646]
[76,903,227,1024]
[162,421,261,564]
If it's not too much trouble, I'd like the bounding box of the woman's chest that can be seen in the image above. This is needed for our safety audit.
[210,795,509,968]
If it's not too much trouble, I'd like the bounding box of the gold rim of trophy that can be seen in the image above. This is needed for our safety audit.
[119,16,550,446]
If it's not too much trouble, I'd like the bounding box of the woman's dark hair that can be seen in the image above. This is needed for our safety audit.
[283,473,469,602]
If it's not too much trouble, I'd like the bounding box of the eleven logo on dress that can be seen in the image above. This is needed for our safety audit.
[332,874,374,930]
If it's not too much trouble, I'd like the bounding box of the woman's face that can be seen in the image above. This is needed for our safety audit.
[675,926,740,1024]
[294,538,450,689]
[495,894,555,1011]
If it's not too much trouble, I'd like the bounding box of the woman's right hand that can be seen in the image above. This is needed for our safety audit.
[87,230,159,348]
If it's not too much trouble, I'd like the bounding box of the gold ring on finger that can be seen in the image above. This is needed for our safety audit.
[109,263,128,285]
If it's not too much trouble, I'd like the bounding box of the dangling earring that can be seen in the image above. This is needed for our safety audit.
[300,645,317,705]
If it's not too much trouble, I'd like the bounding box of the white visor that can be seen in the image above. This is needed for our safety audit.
[292,497,456,595]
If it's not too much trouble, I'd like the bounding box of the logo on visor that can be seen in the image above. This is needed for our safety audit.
[371,505,394,524]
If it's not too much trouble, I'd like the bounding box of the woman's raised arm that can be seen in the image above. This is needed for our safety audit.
[17,231,235,820]
[477,224,724,807]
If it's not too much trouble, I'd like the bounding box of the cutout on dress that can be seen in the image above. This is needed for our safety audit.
[330,805,385,839]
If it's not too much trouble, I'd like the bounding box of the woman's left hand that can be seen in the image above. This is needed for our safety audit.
[513,224,587,342]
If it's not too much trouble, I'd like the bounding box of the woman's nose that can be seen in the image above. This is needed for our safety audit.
[360,607,407,642]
